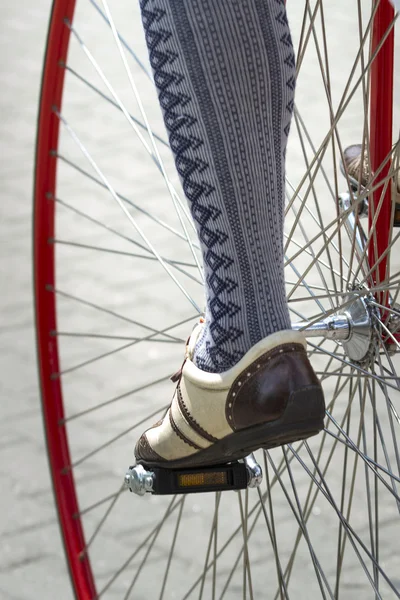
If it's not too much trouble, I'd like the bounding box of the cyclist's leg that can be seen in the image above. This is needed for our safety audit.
[135,0,325,467]
[139,0,295,373]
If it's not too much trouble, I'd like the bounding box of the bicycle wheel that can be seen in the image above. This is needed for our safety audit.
[34,0,400,598]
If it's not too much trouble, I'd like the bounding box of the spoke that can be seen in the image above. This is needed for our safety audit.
[296,0,323,73]
[285,256,326,313]
[66,21,196,235]
[258,469,290,600]
[287,188,337,310]
[287,6,397,227]
[212,495,219,600]
[68,403,168,468]
[99,0,203,277]
[55,195,170,260]
[285,198,367,293]
[54,331,181,343]
[360,157,400,293]
[75,488,127,518]
[378,343,400,395]
[55,315,193,378]
[238,490,254,600]
[369,300,400,318]
[198,493,221,600]
[56,107,202,311]
[51,285,191,343]
[335,378,366,597]
[274,369,359,599]
[55,175,199,252]
[323,429,400,483]
[84,483,126,551]
[350,159,399,286]
[326,413,400,505]
[290,112,338,303]
[64,377,170,423]
[288,289,360,303]
[183,449,304,600]
[372,314,400,350]
[368,364,400,509]
[88,0,153,79]
[286,176,356,291]
[335,376,365,598]
[345,0,372,287]
[358,378,380,596]
[305,0,370,294]
[291,448,384,597]
[302,441,399,599]
[286,280,337,294]
[314,370,399,381]
[218,494,263,600]
[63,66,168,145]
[54,239,202,284]
[284,230,348,284]
[307,340,400,393]
[98,496,181,597]
[158,497,186,600]
[267,451,333,600]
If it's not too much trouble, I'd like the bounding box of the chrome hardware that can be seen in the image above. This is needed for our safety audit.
[244,453,263,488]
[293,296,376,363]
[125,464,155,496]
[342,296,374,362]
[292,315,350,340]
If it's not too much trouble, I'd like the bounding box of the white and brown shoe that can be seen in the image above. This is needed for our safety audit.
[135,323,325,469]
[341,144,400,224]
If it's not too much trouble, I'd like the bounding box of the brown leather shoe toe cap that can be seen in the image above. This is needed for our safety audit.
[135,433,164,463]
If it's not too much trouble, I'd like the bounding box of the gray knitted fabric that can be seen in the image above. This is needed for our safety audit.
[139,0,295,373]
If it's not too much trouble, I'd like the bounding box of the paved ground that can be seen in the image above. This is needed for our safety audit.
[1,2,399,599]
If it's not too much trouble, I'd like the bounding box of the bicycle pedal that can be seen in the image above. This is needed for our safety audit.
[124,454,262,496]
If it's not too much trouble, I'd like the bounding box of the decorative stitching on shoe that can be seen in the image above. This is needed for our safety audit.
[177,386,219,444]
[168,409,202,450]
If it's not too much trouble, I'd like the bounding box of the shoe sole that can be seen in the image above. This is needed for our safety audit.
[137,385,325,470]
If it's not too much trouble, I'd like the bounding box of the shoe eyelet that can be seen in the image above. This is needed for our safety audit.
[228,402,232,408]
[238,381,241,386]
[233,392,236,396]
[247,372,251,377]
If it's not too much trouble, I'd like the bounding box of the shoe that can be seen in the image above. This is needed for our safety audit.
[134,323,325,469]
[341,144,400,224]
[341,144,371,189]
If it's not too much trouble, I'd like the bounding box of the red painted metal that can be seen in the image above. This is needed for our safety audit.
[369,0,395,307]
[33,0,97,597]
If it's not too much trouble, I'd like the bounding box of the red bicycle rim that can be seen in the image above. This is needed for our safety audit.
[33,0,97,597]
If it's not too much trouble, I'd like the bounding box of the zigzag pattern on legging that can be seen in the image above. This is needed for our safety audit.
[140,0,243,370]
[276,0,296,145]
